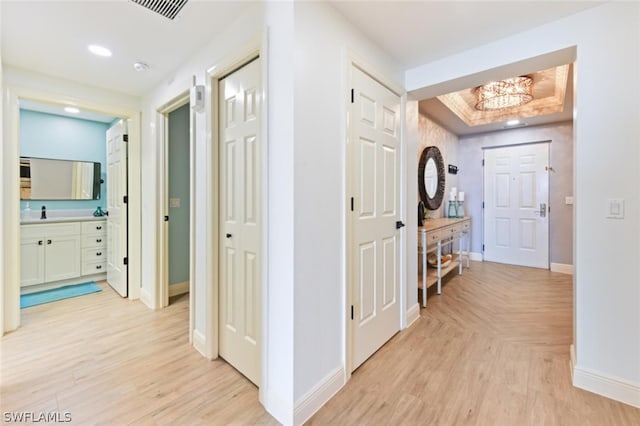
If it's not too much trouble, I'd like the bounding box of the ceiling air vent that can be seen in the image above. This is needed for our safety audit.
[131,0,189,20]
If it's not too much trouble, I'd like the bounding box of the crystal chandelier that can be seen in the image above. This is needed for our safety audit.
[474,76,534,111]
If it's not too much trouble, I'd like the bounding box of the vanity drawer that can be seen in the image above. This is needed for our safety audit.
[82,234,106,248]
[82,247,106,262]
[81,221,106,235]
[82,260,106,276]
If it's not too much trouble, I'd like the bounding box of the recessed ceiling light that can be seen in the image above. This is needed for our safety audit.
[505,119,521,126]
[64,107,80,114]
[133,61,150,72]
[88,44,112,57]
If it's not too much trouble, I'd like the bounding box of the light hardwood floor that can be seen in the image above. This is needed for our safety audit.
[0,283,277,425]
[2,264,639,425]
[309,262,640,425]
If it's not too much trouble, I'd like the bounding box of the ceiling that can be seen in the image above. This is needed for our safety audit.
[420,64,574,136]
[1,0,257,96]
[2,1,602,100]
[20,99,116,124]
[329,1,603,69]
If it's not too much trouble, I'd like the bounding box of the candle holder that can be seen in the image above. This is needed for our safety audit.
[456,200,465,218]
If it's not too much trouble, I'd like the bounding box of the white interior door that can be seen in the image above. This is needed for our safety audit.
[350,66,401,371]
[219,57,261,385]
[106,120,128,297]
[483,143,549,268]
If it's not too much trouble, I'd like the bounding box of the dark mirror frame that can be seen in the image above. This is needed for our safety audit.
[418,146,445,210]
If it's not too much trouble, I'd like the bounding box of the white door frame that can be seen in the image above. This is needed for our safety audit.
[204,35,268,395]
[345,53,407,377]
[156,90,194,341]
[2,86,142,333]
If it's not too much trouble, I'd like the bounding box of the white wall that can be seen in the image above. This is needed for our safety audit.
[264,1,295,422]
[459,122,574,265]
[406,1,640,406]
[138,3,300,423]
[0,0,5,335]
[292,0,405,415]
[2,67,140,110]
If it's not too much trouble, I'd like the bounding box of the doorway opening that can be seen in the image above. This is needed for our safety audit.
[3,92,141,333]
[158,97,192,309]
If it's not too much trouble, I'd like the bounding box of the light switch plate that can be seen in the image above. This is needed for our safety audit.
[565,196,574,205]
[169,198,180,208]
[606,198,624,219]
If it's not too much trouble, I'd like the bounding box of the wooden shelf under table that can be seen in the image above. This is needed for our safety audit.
[418,260,461,290]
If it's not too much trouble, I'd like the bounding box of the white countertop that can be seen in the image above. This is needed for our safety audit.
[20,209,106,225]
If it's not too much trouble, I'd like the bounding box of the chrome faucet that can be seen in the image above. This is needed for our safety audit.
[40,205,46,220]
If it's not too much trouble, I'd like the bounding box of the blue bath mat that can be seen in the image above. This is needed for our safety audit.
[20,282,102,308]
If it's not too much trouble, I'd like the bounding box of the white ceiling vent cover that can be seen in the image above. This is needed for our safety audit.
[131,0,189,20]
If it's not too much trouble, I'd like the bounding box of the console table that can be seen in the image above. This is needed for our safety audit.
[418,217,471,307]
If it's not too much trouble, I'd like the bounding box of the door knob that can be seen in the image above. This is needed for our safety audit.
[395,221,406,229]
[226,233,232,238]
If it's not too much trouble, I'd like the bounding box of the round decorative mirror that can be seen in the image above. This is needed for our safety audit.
[418,146,445,210]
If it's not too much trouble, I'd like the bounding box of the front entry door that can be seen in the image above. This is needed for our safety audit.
[106,120,128,297]
[483,143,549,268]
[219,57,261,385]
[350,66,402,370]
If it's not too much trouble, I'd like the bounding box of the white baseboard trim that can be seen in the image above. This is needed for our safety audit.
[262,389,294,426]
[193,329,207,358]
[551,263,574,275]
[470,252,483,262]
[169,281,189,297]
[406,303,420,328]
[294,367,345,426]
[139,286,154,309]
[573,364,640,408]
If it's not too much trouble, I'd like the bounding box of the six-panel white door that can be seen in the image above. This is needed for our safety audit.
[483,143,549,268]
[350,66,401,370]
[106,120,128,297]
[219,58,261,385]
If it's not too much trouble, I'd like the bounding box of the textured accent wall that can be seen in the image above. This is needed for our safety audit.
[459,121,573,264]
[418,114,459,219]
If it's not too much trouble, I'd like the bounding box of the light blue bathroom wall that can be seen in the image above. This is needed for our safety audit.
[19,109,109,211]
[168,104,190,286]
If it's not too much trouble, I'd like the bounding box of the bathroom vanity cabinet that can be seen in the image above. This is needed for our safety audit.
[20,218,107,291]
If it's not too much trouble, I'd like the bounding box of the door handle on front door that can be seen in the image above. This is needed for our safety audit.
[395,221,406,229]
[539,203,547,218]
[226,233,232,238]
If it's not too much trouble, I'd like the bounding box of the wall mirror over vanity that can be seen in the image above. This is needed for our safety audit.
[20,156,102,201]
[19,156,107,295]
[417,145,471,308]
